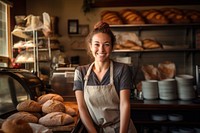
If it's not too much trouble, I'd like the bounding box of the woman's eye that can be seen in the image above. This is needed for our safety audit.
[104,43,111,47]
[94,43,99,47]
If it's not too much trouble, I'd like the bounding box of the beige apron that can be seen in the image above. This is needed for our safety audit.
[84,61,137,133]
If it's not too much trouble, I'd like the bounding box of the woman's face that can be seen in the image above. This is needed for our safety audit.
[90,33,113,63]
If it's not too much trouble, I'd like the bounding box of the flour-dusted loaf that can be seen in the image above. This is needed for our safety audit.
[16,100,42,112]
[158,61,176,80]
[39,112,74,126]
[37,93,64,105]
[142,65,159,80]
[2,119,33,133]
[42,99,66,114]
[7,111,38,123]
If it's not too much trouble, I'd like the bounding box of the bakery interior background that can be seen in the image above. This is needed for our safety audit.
[10,0,200,65]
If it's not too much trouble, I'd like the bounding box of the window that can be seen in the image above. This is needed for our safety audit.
[0,1,9,57]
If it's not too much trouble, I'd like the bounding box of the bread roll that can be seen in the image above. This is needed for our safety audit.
[65,105,77,116]
[7,112,38,123]
[39,112,74,126]
[2,119,33,133]
[142,9,169,24]
[161,8,190,24]
[142,39,162,49]
[42,99,66,114]
[119,9,145,24]
[37,93,64,105]
[101,10,123,25]
[17,100,42,112]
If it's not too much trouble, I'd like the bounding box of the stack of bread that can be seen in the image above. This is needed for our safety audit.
[0,93,77,132]
[183,9,200,23]
[142,39,162,49]
[101,10,123,25]
[119,9,145,24]
[141,9,169,24]
[161,8,190,24]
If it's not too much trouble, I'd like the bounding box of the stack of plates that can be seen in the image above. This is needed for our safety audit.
[158,79,178,100]
[175,75,195,100]
[142,80,159,100]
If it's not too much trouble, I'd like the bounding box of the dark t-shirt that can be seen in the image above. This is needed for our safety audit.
[73,61,133,94]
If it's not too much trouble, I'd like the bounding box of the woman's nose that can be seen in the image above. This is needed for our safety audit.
[99,45,105,52]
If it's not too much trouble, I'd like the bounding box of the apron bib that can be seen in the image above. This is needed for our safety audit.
[84,61,137,133]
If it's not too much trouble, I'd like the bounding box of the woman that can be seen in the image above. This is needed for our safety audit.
[73,21,137,133]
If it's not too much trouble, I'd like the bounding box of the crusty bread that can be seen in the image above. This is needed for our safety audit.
[37,93,64,105]
[123,40,144,50]
[119,9,145,24]
[142,39,162,49]
[39,112,74,126]
[183,9,200,23]
[42,99,66,114]
[161,8,190,24]
[17,100,42,112]
[2,119,33,133]
[142,9,169,24]
[158,61,176,80]
[142,65,159,80]
[65,105,77,116]
[7,111,38,123]
[101,10,123,25]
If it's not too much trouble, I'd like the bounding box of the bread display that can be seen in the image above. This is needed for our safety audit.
[16,100,42,112]
[65,105,77,116]
[161,8,190,24]
[39,112,74,126]
[119,9,145,24]
[142,9,169,24]
[7,111,39,123]
[1,119,33,133]
[101,10,123,25]
[37,93,64,104]
[142,39,162,49]
[183,9,200,23]
[42,99,66,114]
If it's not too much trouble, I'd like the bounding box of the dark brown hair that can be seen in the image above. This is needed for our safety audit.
[86,21,116,58]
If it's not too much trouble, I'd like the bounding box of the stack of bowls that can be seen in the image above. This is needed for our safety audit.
[158,79,178,100]
[142,80,159,100]
[175,75,195,100]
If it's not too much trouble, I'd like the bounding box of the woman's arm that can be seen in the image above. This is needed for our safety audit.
[120,89,131,133]
[75,90,97,133]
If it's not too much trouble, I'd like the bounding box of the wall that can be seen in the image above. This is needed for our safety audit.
[25,0,200,65]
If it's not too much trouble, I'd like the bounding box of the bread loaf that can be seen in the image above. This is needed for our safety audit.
[42,99,66,114]
[184,9,200,23]
[142,39,162,49]
[7,111,38,123]
[65,105,77,116]
[17,100,42,112]
[124,40,144,50]
[142,9,169,24]
[39,112,74,126]
[1,119,33,133]
[158,61,176,80]
[119,9,145,24]
[161,8,190,24]
[101,10,123,25]
[142,65,159,80]
[37,93,64,105]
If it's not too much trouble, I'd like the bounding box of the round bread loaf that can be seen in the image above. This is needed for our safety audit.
[37,93,64,105]
[17,100,42,112]
[42,99,66,113]
[1,119,33,133]
[7,111,38,123]
[39,112,74,126]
